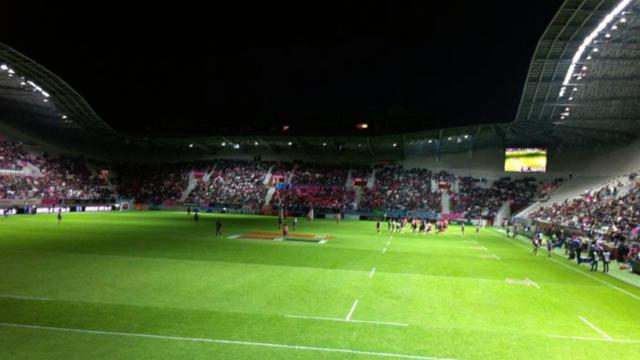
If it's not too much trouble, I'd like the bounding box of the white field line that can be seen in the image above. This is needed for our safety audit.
[382,247,387,254]
[479,254,500,260]
[227,235,240,239]
[526,278,540,289]
[285,315,408,327]
[368,267,377,278]
[578,316,612,340]
[491,228,640,302]
[345,299,359,321]
[548,335,640,343]
[0,294,50,301]
[469,246,487,251]
[0,322,442,359]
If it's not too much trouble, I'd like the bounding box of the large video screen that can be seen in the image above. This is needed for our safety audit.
[504,148,547,173]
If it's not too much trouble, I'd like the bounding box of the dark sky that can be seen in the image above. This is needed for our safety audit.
[1,1,562,137]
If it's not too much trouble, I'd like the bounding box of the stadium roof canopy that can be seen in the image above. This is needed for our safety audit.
[512,0,640,146]
[2,0,640,160]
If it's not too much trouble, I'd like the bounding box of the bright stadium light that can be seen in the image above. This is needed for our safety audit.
[560,0,632,96]
[233,144,240,149]
[189,144,194,148]
[288,141,293,146]
[221,142,226,147]
[322,142,327,146]
[464,135,469,139]
[254,141,259,146]
[392,143,398,147]
[428,139,433,143]
[61,115,67,119]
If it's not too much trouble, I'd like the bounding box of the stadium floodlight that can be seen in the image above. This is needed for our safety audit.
[62,115,68,119]
[221,142,226,146]
[464,135,469,139]
[392,143,398,147]
[233,144,240,149]
[448,137,452,141]
[189,144,194,148]
[560,0,632,96]
[254,141,259,146]
[287,141,293,146]
[322,142,327,146]
[428,139,433,143]
[356,123,369,129]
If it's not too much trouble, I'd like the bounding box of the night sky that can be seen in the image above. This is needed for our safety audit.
[2,1,563,137]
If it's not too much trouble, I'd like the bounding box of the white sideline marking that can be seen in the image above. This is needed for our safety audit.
[479,254,500,260]
[548,335,640,343]
[227,235,240,239]
[0,294,50,301]
[493,228,640,302]
[382,247,387,254]
[547,257,640,301]
[0,322,441,359]
[526,278,540,289]
[578,316,612,340]
[345,299,359,321]
[285,315,408,327]
[368,267,377,278]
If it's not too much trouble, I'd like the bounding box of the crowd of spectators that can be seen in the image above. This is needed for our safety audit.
[451,177,539,219]
[0,142,113,201]
[0,141,29,170]
[186,160,268,208]
[530,178,639,237]
[359,166,439,211]
[291,163,348,186]
[271,185,356,210]
[114,162,193,204]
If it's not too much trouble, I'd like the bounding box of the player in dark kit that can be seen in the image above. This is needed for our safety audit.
[461,222,465,236]
[57,209,62,224]
[215,220,222,238]
[376,220,381,234]
[193,210,199,223]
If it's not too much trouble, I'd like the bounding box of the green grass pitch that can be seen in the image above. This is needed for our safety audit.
[1,211,639,359]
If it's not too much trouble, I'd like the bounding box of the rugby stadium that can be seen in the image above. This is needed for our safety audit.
[1,1,640,359]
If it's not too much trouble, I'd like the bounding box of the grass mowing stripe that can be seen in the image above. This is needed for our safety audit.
[0,294,50,301]
[0,322,441,359]
[285,315,408,327]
